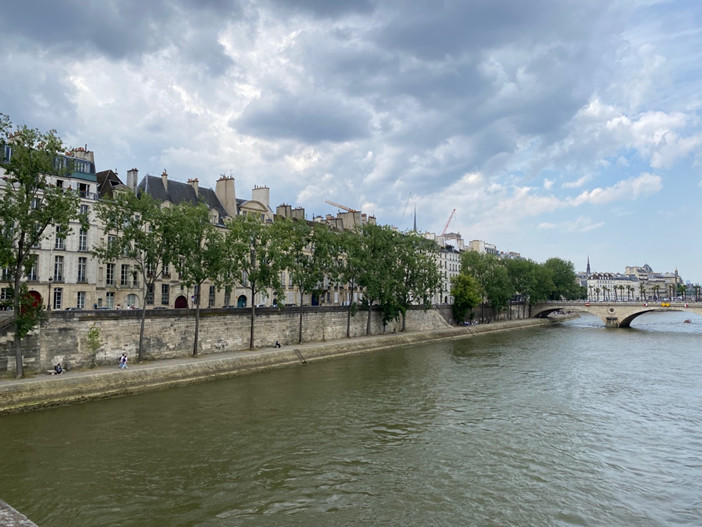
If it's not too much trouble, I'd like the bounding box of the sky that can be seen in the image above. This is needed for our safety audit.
[1,0,701,282]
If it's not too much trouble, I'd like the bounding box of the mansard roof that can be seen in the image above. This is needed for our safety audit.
[137,174,229,222]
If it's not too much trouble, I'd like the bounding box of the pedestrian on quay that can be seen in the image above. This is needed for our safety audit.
[119,353,128,369]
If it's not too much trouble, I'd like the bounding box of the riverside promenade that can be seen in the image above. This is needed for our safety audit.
[0,318,557,415]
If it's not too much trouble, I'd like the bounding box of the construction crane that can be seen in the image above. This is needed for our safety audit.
[325,199,358,213]
[441,208,456,236]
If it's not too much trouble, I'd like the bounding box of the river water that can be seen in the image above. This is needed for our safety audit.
[1,311,701,526]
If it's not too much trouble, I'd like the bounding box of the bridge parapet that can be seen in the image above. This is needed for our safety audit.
[531,301,702,328]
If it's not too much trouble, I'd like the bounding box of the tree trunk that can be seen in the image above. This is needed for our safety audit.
[346,302,351,338]
[12,273,23,378]
[249,287,256,349]
[193,284,202,356]
[366,303,372,335]
[138,302,147,362]
[298,289,304,344]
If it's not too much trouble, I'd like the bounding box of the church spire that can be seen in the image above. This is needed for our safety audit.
[586,256,591,275]
[413,206,417,232]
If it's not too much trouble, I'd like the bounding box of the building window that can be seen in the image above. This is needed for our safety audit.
[107,234,116,251]
[1,287,11,301]
[76,291,86,310]
[161,284,170,306]
[27,260,38,281]
[162,264,170,277]
[209,285,216,307]
[54,226,65,250]
[80,204,89,216]
[31,198,40,210]
[53,288,63,310]
[121,264,130,286]
[79,229,88,251]
[53,256,64,282]
[146,284,154,305]
[106,263,115,286]
[77,257,87,283]
[132,271,139,288]
[105,291,114,309]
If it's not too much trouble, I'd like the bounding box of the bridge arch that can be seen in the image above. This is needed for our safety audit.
[531,301,699,328]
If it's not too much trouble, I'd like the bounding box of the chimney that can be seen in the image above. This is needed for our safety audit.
[188,178,199,196]
[161,169,168,190]
[126,168,138,191]
[215,175,237,218]
[251,185,270,209]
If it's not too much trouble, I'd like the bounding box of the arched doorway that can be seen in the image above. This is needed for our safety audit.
[126,294,139,309]
[174,295,188,309]
[28,290,41,308]
[237,295,247,308]
[311,294,319,306]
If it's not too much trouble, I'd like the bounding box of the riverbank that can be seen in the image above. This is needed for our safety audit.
[0,317,563,414]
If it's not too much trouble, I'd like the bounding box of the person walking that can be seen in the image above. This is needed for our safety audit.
[119,353,128,369]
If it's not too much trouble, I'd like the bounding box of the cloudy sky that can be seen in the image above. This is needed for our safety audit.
[2,0,701,281]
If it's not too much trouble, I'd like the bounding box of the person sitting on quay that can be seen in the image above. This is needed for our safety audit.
[54,363,63,375]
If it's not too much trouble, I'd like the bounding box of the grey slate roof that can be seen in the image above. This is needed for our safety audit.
[137,175,231,223]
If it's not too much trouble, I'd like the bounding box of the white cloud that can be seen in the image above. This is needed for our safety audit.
[539,216,605,232]
[570,173,662,206]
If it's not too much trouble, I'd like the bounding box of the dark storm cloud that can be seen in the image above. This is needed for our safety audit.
[0,0,240,74]
[265,0,374,18]
[372,0,615,60]
[234,92,371,143]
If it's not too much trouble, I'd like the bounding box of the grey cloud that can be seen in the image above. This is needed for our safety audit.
[265,0,374,18]
[234,92,371,143]
[0,0,239,74]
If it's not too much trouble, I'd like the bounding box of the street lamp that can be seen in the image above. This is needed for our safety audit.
[47,277,53,311]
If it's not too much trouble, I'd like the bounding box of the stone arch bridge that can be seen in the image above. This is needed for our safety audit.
[531,301,702,328]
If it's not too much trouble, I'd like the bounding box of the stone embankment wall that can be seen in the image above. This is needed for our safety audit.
[0,306,448,375]
[0,318,557,415]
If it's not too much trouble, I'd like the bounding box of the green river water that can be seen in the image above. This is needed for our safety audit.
[1,311,701,526]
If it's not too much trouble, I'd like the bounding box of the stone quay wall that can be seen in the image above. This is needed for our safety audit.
[0,306,449,375]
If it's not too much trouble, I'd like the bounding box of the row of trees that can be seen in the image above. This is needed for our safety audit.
[93,192,443,361]
[451,251,582,323]
[0,114,441,377]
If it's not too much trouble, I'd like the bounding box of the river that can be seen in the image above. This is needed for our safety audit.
[1,311,701,526]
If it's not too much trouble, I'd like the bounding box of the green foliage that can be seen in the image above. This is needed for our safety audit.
[225,214,292,349]
[86,325,101,368]
[93,191,176,361]
[166,202,224,355]
[0,115,84,377]
[451,273,481,323]
[543,257,580,300]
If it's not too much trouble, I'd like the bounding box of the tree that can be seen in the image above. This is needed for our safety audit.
[0,115,85,378]
[225,214,291,349]
[286,220,337,343]
[86,325,102,368]
[391,231,441,331]
[337,228,364,338]
[93,191,176,361]
[543,257,580,300]
[356,224,401,334]
[461,251,514,321]
[504,258,552,318]
[451,273,481,323]
[168,202,225,356]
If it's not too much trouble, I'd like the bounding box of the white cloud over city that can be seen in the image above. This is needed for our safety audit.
[1,0,701,279]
